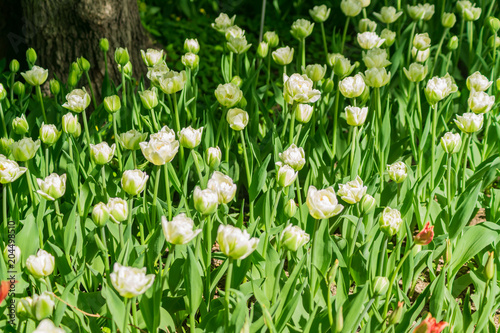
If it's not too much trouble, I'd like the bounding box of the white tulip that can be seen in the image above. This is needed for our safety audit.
[121,170,149,196]
[62,87,91,113]
[36,173,67,201]
[337,176,367,204]
[306,186,344,219]
[217,224,259,260]
[110,263,155,298]
[161,213,202,245]
[26,249,55,278]
[207,171,237,204]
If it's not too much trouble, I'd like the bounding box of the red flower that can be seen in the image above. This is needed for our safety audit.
[414,222,434,246]
[413,313,448,333]
[0,281,10,304]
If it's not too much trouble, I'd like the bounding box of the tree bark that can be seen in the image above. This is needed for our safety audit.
[16,0,153,99]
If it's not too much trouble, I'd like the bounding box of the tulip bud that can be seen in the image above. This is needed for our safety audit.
[404,63,428,82]
[414,222,435,245]
[389,302,404,325]
[226,108,249,131]
[284,199,297,218]
[107,197,128,223]
[90,142,115,165]
[139,87,159,110]
[179,126,203,149]
[363,48,391,68]
[279,144,306,171]
[4,245,21,265]
[488,35,500,48]
[373,6,402,24]
[73,123,82,138]
[121,169,149,196]
[103,95,121,114]
[309,4,331,23]
[119,129,147,151]
[454,113,484,134]
[440,132,462,154]
[13,82,25,96]
[323,78,334,93]
[67,71,79,88]
[217,224,259,259]
[335,307,343,333]
[379,207,402,237]
[387,161,407,183]
[358,19,377,33]
[333,55,355,78]
[357,32,385,50]
[77,57,90,72]
[442,13,456,28]
[468,90,495,114]
[485,251,495,281]
[63,87,91,113]
[380,29,396,47]
[488,17,500,33]
[26,249,55,278]
[412,47,430,62]
[328,259,339,286]
[445,238,452,263]
[303,64,327,82]
[193,186,218,215]
[115,47,130,66]
[339,74,366,98]
[225,25,245,40]
[264,31,279,48]
[207,171,237,204]
[360,194,376,214]
[413,33,431,51]
[341,0,362,17]
[33,292,55,321]
[0,138,14,156]
[184,38,200,54]
[206,146,222,169]
[280,224,310,252]
[295,104,314,123]
[272,46,294,66]
[290,19,314,41]
[47,80,60,97]
[257,42,269,58]
[364,67,391,88]
[10,59,19,73]
[11,138,40,162]
[110,263,155,298]
[99,38,109,52]
[12,114,29,135]
[62,113,79,135]
[92,202,109,227]
[140,49,163,67]
[276,162,298,188]
[215,83,243,107]
[40,124,61,146]
[26,48,37,66]
[372,276,389,296]
[447,36,459,50]
[181,52,200,69]
[162,213,202,245]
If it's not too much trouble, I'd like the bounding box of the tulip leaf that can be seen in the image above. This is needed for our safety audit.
[185,246,203,315]
[102,285,126,333]
[249,154,271,201]
[448,179,482,239]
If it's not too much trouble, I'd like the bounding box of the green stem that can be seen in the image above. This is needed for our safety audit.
[9,73,15,106]
[172,93,185,171]
[225,258,234,330]
[24,164,37,206]
[2,186,7,243]
[85,71,98,110]
[350,126,358,171]
[123,297,130,333]
[376,88,384,192]
[54,200,64,231]
[36,85,47,124]
[355,298,375,332]
[332,78,340,159]
[263,189,282,257]
[113,114,123,172]
[446,155,452,228]
[301,39,306,69]
[163,165,172,220]
[289,106,296,146]
[101,226,111,280]
[151,165,161,225]
[131,297,138,333]
[101,166,108,201]
[295,178,304,229]
[44,147,50,177]
[430,104,438,192]
[382,244,415,320]
[81,110,92,147]
[204,215,212,310]
[407,22,417,65]
[0,102,7,137]
[341,17,350,53]
[121,68,127,108]
[192,149,204,186]
[240,130,252,186]
[462,134,471,191]
[482,112,491,160]
[467,20,474,67]
[320,22,328,62]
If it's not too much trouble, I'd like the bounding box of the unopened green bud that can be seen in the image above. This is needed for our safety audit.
[496,78,500,91]
[114,47,130,66]
[239,95,247,108]
[372,276,389,296]
[49,79,60,96]
[485,251,495,281]
[381,29,396,47]
[67,71,79,88]
[205,146,222,169]
[257,41,269,58]
[77,57,90,72]
[488,17,500,33]
[328,259,339,285]
[323,78,334,94]
[12,114,29,135]
[284,199,297,218]
[13,82,25,96]
[335,306,343,333]
[389,302,404,325]
[488,35,500,48]
[231,75,243,88]
[33,292,55,321]
[445,238,452,263]
[442,13,456,28]
[118,61,133,76]
[0,138,14,155]
[26,48,37,65]
[358,18,377,33]
[99,38,109,52]
[334,55,355,78]
[103,95,121,114]
[447,36,459,50]
[264,31,279,48]
[70,62,81,75]
[10,59,20,73]
[361,194,376,214]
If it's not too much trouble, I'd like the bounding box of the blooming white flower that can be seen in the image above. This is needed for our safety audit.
[110,263,155,298]
[11,138,40,162]
[211,13,236,32]
[412,47,430,62]
[339,74,366,98]
[357,32,385,50]
[217,224,259,260]
[276,162,298,187]
[295,104,314,123]
[193,186,219,215]
[280,225,310,252]
[425,74,458,105]
[387,161,407,183]
[363,48,391,68]
[279,144,306,171]
[440,132,462,154]
[62,87,91,113]
[306,186,344,219]
[184,38,200,54]
[454,113,484,134]
[215,83,243,107]
[181,52,200,69]
[404,63,428,82]
[21,65,48,86]
[161,213,202,245]
[179,126,203,148]
[206,147,222,169]
[226,108,249,131]
[0,155,27,184]
[345,106,368,126]
[146,62,170,87]
[26,249,55,278]
[272,46,294,66]
[468,90,495,114]
[119,129,148,151]
[139,136,179,166]
[373,6,402,24]
[121,170,149,196]
[364,67,391,88]
[90,142,116,165]
[337,176,367,204]
[283,73,321,104]
[290,19,314,40]
[36,173,66,201]
[379,207,402,236]
[158,70,187,94]
[207,171,237,204]
[413,33,431,51]
[466,72,492,91]
[33,319,65,333]
[341,0,363,17]
[309,5,331,23]
[227,36,252,54]
[225,25,245,40]
[141,49,163,67]
[39,123,61,146]
[92,202,109,227]
[107,197,129,223]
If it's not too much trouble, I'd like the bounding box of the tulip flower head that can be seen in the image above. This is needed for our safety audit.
[290,19,314,41]
[207,171,237,204]
[337,176,367,204]
[39,124,61,146]
[440,132,462,154]
[306,186,344,219]
[161,213,202,245]
[62,113,80,135]
[21,66,48,86]
[309,5,331,23]
[275,162,298,188]
[279,144,306,171]
[379,207,403,236]
[280,225,310,252]
[62,87,91,113]
[107,197,129,224]
[110,263,155,298]
[226,108,249,131]
[425,74,458,105]
[357,32,385,50]
[121,169,149,196]
[362,48,391,68]
[140,133,179,166]
[373,6,402,24]
[341,0,362,17]
[193,186,219,215]
[345,106,368,126]
[36,173,66,201]
[119,129,148,151]
[215,83,243,108]
[414,222,434,246]
[26,249,55,278]
[466,71,492,91]
[12,114,29,135]
[413,313,448,333]
[33,319,65,333]
[90,142,116,165]
[11,138,40,162]
[211,13,236,33]
[283,73,321,104]
[0,155,27,184]
[468,90,495,114]
[295,104,314,123]
[339,74,366,98]
[272,46,294,66]
[387,161,407,183]
[217,224,259,260]
[179,126,203,148]
[140,49,163,67]
[454,113,484,134]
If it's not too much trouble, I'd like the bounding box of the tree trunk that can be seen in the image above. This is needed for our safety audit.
[17,0,153,99]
